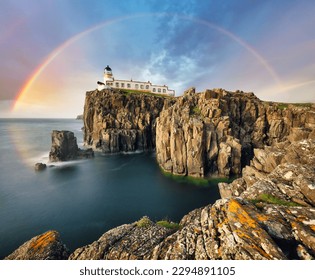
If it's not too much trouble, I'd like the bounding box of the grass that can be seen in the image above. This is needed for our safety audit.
[276,102,312,110]
[156,220,181,230]
[120,89,173,98]
[190,106,202,116]
[136,216,152,228]
[251,193,301,207]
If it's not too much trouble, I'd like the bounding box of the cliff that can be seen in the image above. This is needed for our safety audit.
[83,89,175,152]
[84,87,314,178]
[156,87,314,177]
[5,87,315,260]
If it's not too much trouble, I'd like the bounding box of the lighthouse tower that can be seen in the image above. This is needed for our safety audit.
[104,65,114,83]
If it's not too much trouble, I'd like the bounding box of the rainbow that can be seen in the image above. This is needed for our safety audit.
[12,13,282,111]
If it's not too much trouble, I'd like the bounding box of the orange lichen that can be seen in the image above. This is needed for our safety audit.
[227,199,258,228]
[234,229,270,259]
[30,231,56,252]
[296,215,308,223]
[310,225,315,232]
[216,218,228,229]
[255,213,269,222]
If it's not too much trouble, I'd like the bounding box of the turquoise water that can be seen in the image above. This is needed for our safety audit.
[0,119,221,258]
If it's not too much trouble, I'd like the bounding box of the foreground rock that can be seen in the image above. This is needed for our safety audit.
[49,130,94,162]
[147,198,315,260]
[69,217,175,260]
[6,199,315,260]
[219,139,315,207]
[5,231,69,260]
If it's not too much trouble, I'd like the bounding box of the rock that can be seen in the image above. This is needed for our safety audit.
[49,130,94,162]
[34,162,46,171]
[156,91,314,178]
[76,114,83,120]
[219,139,315,207]
[146,198,315,260]
[69,217,175,260]
[5,230,69,260]
[83,88,314,178]
[83,88,175,152]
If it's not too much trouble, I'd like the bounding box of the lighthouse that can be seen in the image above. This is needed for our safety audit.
[97,65,175,96]
[104,65,114,83]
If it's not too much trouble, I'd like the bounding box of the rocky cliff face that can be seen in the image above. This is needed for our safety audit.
[156,88,314,178]
[83,89,174,152]
[83,88,314,178]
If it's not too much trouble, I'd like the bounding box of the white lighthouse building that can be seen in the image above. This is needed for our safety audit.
[97,65,175,96]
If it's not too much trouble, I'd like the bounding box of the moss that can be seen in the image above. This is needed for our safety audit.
[277,102,312,110]
[156,220,180,230]
[136,216,152,228]
[161,168,234,187]
[190,106,201,116]
[277,103,289,110]
[251,193,302,207]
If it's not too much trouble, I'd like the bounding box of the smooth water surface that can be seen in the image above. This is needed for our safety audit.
[0,119,221,258]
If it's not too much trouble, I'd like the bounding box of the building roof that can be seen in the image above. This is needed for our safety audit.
[104,65,112,72]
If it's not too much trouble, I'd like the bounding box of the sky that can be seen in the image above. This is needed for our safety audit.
[0,0,314,118]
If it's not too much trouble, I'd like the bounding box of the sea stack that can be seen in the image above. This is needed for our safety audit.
[49,130,94,162]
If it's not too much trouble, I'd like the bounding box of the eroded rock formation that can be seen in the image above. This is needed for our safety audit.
[49,130,94,162]
[83,89,175,152]
[219,139,315,207]
[156,88,314,177]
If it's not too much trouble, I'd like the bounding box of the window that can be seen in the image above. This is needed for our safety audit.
[158,88,161,93]
[135,84,139,89]
[127,83,131,88]
[146,85,149,90]
[121,83,125,88]
[140,84,144,89]
[163,89,166,93]
[115,82,119,87]
[153,88,156,92]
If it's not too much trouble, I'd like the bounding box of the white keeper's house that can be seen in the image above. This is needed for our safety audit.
[97,65,175,96]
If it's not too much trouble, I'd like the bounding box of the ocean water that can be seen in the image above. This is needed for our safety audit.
[0,119,221,259]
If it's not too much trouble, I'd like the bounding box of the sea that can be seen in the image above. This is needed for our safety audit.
[0,118,222,259]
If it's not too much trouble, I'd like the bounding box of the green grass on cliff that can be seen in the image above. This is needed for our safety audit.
[121,89,173,98]
[276,102,312,110]
[136,216,152,228]
[251,193,302,207]
[156,220,180,230]
[190,106,202,116]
